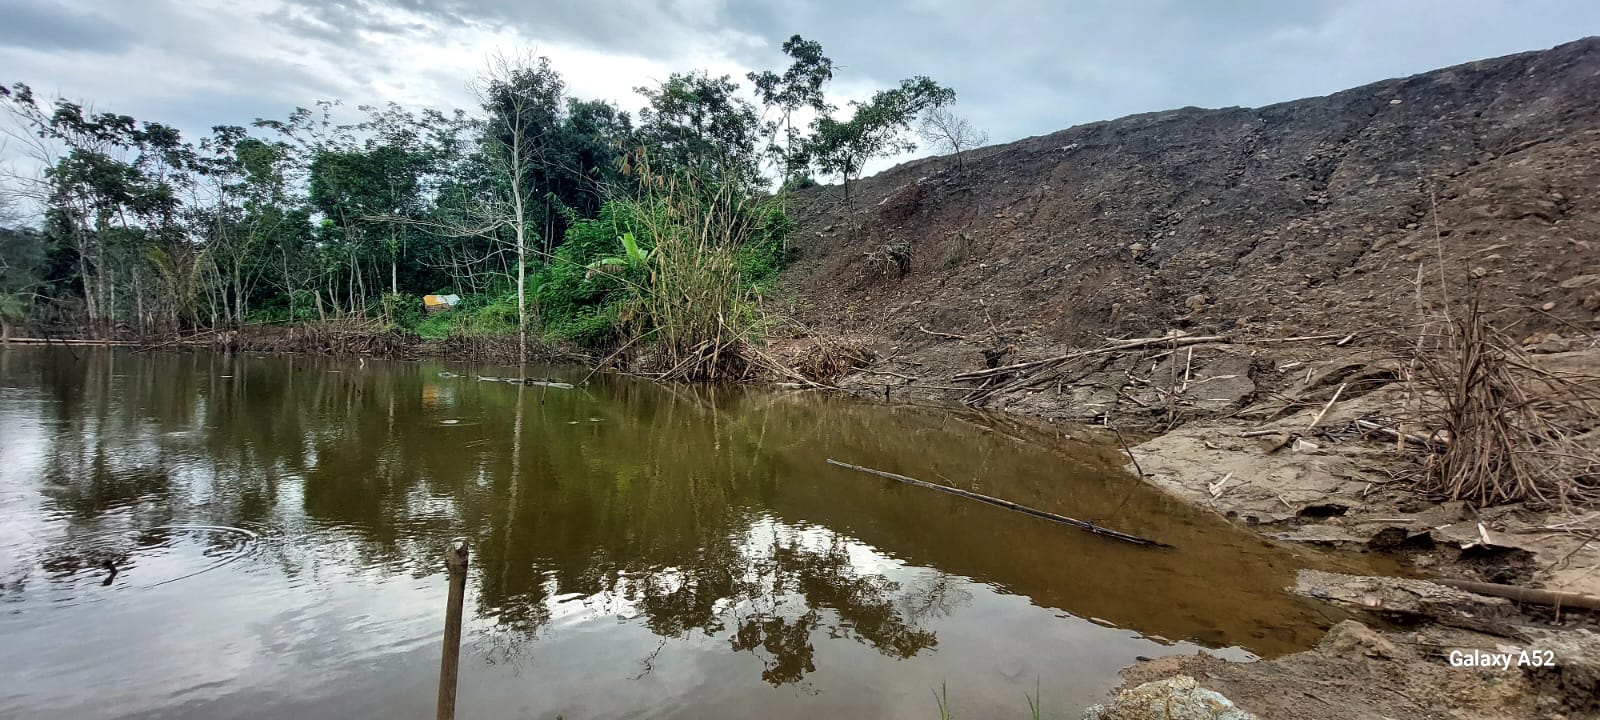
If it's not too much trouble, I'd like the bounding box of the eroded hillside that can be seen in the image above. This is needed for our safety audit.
[779,36,1600,417]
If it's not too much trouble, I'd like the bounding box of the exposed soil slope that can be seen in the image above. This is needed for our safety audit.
[780,36,1600,411]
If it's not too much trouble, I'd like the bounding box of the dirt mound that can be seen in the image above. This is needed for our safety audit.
[778,37,1600,422]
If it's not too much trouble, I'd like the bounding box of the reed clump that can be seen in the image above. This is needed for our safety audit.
[608,158,781,382]
[1408,293,1600,507]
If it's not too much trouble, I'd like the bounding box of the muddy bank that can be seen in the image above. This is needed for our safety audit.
[768,37,1600,717]
[1106,617,1600,720]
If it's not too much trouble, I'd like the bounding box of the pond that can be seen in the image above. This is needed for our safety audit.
[0,348,1349,719]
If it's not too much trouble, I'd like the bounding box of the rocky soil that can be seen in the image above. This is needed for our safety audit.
[772,37,1600,719]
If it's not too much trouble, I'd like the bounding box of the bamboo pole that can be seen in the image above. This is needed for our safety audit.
[437,538,470,720]
[826,459,1170,548]
[1433,578,1600,612]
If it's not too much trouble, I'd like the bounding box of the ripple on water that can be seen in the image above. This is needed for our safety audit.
[2,524,267,611]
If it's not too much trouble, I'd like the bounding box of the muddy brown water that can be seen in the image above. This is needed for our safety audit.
[0,348,1369,719]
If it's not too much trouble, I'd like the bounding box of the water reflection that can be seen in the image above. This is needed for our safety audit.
[0,348,1370,718]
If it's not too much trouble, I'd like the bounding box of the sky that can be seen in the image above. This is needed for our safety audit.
[1,0,1598,176]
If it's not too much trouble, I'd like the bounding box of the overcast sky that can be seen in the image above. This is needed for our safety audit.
[2,0,1598,174]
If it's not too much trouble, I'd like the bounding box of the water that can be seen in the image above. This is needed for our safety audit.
[0,348,1352,719]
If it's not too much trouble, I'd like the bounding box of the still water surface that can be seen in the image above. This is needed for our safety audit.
[1,349,1347,719]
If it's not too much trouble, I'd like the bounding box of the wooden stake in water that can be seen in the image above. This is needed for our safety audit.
[436,538,469,720]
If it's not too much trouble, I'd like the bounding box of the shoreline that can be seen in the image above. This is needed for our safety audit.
[8,332,1598,718]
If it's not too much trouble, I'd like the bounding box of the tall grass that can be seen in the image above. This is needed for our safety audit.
[607,154,779,381]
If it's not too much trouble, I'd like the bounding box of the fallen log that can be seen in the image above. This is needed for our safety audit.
[1432,578,1600,612]
[825,458,1171,548]
[6,337,143,346]
[951,333,1228,382]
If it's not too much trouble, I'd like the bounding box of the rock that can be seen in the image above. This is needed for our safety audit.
[1186,294,1210,312]
[1083,675,1255,720]
[1524,629,1600,717]
[1559,274,1600,290]
[1292,569,1520,636]
[1318,620,1398,659]
[1533,335,1578,354]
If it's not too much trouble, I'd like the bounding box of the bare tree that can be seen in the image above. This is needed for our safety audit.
[470,50,564,365]
[918,107,988,170]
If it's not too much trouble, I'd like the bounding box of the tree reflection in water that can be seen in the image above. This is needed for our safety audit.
[2,346,1354,716]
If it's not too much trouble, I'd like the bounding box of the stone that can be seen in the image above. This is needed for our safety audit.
[1319,620,1400,659]
[1082,675,1256,720]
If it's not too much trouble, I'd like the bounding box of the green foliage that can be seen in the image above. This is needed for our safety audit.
[533,201,642,345]
[0,37,944,356]
[409,311,456,340]
[782,175,819,191]
[636,71,763,185]
[806,76,956,201]
[383,293,421,327]
[748,35,836,181]
[736,202,795,287]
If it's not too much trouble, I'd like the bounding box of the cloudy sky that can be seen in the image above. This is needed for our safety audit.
[2,0,1598,173]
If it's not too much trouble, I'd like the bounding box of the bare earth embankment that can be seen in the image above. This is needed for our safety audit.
[774,37,1600,719]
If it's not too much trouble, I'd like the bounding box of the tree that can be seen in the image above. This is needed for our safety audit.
[748,35,835,183]
[636,71,762,187]
[806,77,954,206]
[476,51,566,363]
[0,224,45,341]
[918,107,987,170]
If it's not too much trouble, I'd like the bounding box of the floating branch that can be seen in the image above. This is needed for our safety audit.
[826,459,1171,548]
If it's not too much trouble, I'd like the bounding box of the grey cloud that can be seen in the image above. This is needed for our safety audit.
[714,0,1600,150]
[267,0,750,60]
[0,0,135,54]
[4,0,1599,175]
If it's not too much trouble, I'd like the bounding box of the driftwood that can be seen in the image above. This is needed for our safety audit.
[6,337,142,346]
[952,333,1228,382]
[1244,333,1347,344]
[1354,419,1447,448]
[1306,381,1347,431]
[826,459,1170,548]
[1433,578,1600,612]
[475,375,574,389]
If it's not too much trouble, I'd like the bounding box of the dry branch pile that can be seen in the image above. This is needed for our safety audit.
[1409,296,1600,507]
[950,330,1228,407]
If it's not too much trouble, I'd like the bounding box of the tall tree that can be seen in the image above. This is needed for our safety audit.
[476,51,566,362]
[748,35,835,183]
[636,72,762,187]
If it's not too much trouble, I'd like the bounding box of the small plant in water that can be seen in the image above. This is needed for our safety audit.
[934,682,954,720]
[1025,677,1044,720]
